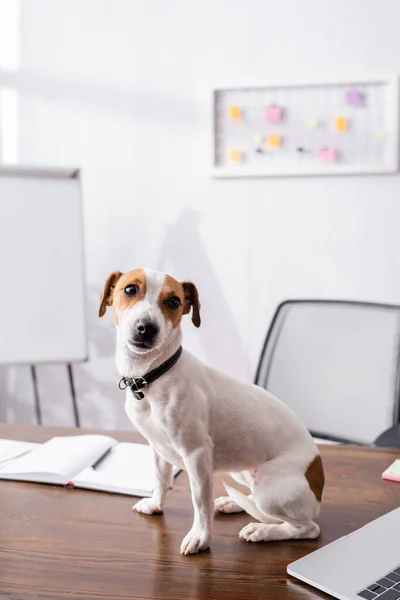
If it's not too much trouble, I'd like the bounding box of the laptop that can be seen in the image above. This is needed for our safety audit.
[287,507,400,600]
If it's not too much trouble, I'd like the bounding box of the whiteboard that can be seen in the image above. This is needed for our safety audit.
[212,75,399,177]
[0,166,87,365]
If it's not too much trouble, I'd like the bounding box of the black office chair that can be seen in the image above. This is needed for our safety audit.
[255,300,400,447]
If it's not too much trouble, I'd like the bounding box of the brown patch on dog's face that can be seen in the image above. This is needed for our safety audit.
[304,454,325,502]
[158,275,186,328]
[99,269,147,325]
[111,269,147,324]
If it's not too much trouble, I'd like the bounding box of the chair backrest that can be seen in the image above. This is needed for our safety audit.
[255,300,400,444]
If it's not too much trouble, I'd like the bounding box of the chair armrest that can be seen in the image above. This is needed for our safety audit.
[374,425,400,447]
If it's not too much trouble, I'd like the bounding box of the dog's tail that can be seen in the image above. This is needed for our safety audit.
[223,481,268,523]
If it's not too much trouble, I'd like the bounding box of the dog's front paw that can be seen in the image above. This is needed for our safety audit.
[180,527,210,555]
[132,497,163,515]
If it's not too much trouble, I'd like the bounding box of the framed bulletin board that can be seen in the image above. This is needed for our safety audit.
[212,76,399,177]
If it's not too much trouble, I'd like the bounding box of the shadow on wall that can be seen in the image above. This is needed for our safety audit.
[156,207,250,379]
[0,68,196,123]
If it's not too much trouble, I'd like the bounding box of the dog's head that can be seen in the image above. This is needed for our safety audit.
[99,268,200,354]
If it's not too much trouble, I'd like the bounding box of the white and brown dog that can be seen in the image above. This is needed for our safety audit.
[99,268,324,555]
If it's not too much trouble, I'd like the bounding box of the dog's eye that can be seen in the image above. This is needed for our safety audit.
[167,296,181,310]
[124,284,138,297]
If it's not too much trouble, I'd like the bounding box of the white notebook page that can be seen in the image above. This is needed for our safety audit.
[0,439,39,464]
[73,443,156,493]
[0,435,117,479]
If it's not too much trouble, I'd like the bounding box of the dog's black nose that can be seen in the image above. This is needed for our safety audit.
[135,319,158,340]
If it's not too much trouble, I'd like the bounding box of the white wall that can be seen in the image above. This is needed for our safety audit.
[2,0,400,428]
[0,0,20,163]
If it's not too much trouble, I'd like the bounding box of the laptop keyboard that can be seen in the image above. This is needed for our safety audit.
[358,566,400,600]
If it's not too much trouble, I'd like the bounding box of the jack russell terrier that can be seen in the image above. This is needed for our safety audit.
[99,268,324,555]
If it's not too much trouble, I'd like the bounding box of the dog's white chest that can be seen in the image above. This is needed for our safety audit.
[125,393,184,468]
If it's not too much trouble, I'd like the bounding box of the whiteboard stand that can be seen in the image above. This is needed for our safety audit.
[29,364,80,427]
[30,365,42,425]
[0,165,87,427]
[67,363,80,428]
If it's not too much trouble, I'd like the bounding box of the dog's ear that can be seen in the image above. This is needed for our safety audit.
[99,271,123,317]
[182,281,201,327]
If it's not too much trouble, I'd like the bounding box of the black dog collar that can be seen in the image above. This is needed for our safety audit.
[118,346,183,400]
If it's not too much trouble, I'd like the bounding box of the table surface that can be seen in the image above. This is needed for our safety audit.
[0,423,399,600]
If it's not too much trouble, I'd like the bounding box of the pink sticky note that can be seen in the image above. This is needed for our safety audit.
[265,105,283,123]
[346,89,364,107]
[317,147,337,161]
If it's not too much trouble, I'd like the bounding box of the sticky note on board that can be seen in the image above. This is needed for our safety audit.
[376,130,387,139]
[229,106,242,120]
[229,149,243,162]
[346,89,364,107]
[335,116,348,131]
[253,133,264,144]
[265,105,283,123]
[382,459,400,483]
[317,147,337,161]
[267,133,281,148]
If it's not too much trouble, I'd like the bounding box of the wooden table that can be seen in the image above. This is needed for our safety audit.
[0,423,399,600]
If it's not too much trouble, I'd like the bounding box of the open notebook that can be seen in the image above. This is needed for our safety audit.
[0,435,179,497]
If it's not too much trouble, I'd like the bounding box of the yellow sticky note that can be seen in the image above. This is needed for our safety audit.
[229,106,242,120]
[267,133,281,148]
[376,130,387,139]
[335,116,347,131]
[229,149,243,162]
